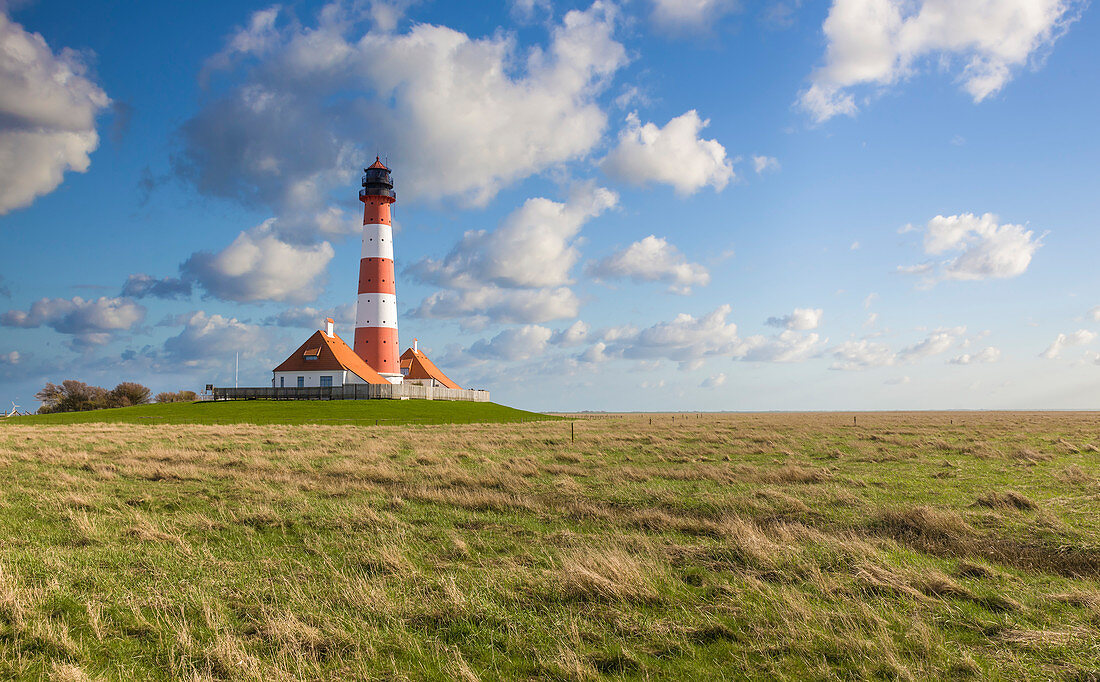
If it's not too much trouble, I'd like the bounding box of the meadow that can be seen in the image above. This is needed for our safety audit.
[3,400,550,426]
[0,411,1098,680]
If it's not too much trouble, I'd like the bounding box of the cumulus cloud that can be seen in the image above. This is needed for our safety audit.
[606,305,742,369]
[740,330,824,363]
[829,327,965,370]
[411,286,580,329]
[650,0,739,27]
[1041,329,1096,359]
[410,185,615,326]
[588,235,710,294]
[766,307,823,330]
[800,0,1082,122]
[0,295,144,346]
[412,185,617,290]
[262,302,355,328]
[122,273,193,300]
[180,1,627,235]
[752,155,780,173]
[580,305,825,369]
[0,350,22,365]
[600,110,735,195]
[829,339,897,370]
[468,325,553,362]
[897,326,965,360]
[552,320,590,347]
[163,311,271,367]
[1088,305,1100,322]
[182,219,334,303]
[950,346,1001,364]
[0,12,110,214]
[701,372,727,388]
[899,213,1041,286]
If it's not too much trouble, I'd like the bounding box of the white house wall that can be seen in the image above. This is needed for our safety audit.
[273,370,350,388]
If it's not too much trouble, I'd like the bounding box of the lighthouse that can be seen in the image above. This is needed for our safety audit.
[353,158,401,382]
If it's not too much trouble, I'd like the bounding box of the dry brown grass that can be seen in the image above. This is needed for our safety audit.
[2,412,1100,679]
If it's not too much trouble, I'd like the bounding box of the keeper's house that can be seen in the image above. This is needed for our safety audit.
[272,318,389,389]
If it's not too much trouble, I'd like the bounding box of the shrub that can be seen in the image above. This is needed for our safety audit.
[155,391,198,404]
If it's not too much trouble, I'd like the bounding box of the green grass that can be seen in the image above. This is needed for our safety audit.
[2,399,554,426]
[1,412,1099,680]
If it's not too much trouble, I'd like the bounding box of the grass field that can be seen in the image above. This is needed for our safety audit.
[1,412,1099,680]
[1,399,552,426]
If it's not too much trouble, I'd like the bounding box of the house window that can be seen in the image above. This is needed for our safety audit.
[280,377,285,388]
[320,376,333,387]
[297,376,304,388]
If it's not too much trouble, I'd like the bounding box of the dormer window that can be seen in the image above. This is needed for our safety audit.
[303,346,321,360]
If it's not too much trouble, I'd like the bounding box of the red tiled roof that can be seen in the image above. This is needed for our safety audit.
[274,330,389,384]
[399,346,461,389]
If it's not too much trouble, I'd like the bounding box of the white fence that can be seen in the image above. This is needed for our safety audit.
[211,384,490,402]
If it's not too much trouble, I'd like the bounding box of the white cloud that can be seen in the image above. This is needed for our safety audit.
[900,213,1041,285]
[412,185,617,290]
[1,350,22,365]
[583,305,824,369]
[1,296,144,346]
[1088,305,1100,322]
[595,305,741,370]
[885,375,911,385]
[829,339,896,370]
[950,346,1001,364]
[181,1,627,232]
[262,303,356,329]
[0,12,110,214]
[701,372,727,388]
[752,155,781,174]
[182,219,334,303]
[651,0,740,28]
[830,327,967,370]
[411,286,580,328]
[552,320,590,347]
[410,185,614,326]
[800,0,1082,122]
[600,110,735,195]
[163,311,271,367]
[897,326,965,360]
[739,330,824,363]
[765,307,823,330]
[1041,329,1096,359]
[468,325,553,362]
[588,235,710,294]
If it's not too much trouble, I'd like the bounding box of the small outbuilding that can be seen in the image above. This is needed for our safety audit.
[272,319,390,389]
[400,340,462,389]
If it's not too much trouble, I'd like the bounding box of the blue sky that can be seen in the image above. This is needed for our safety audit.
[1,0,1098,412]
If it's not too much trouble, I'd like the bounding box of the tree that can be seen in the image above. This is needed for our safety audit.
[108,382,151,408]
[35,380,109,413]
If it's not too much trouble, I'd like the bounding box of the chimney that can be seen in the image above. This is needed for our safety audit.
[413,337,418,353]
[325,318,334,338]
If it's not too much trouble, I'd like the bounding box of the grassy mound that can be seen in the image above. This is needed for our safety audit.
[2,399,552,426]
[1,412,1099,679]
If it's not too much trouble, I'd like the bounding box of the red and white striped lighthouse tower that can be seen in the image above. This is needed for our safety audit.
[353,158,401,382]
